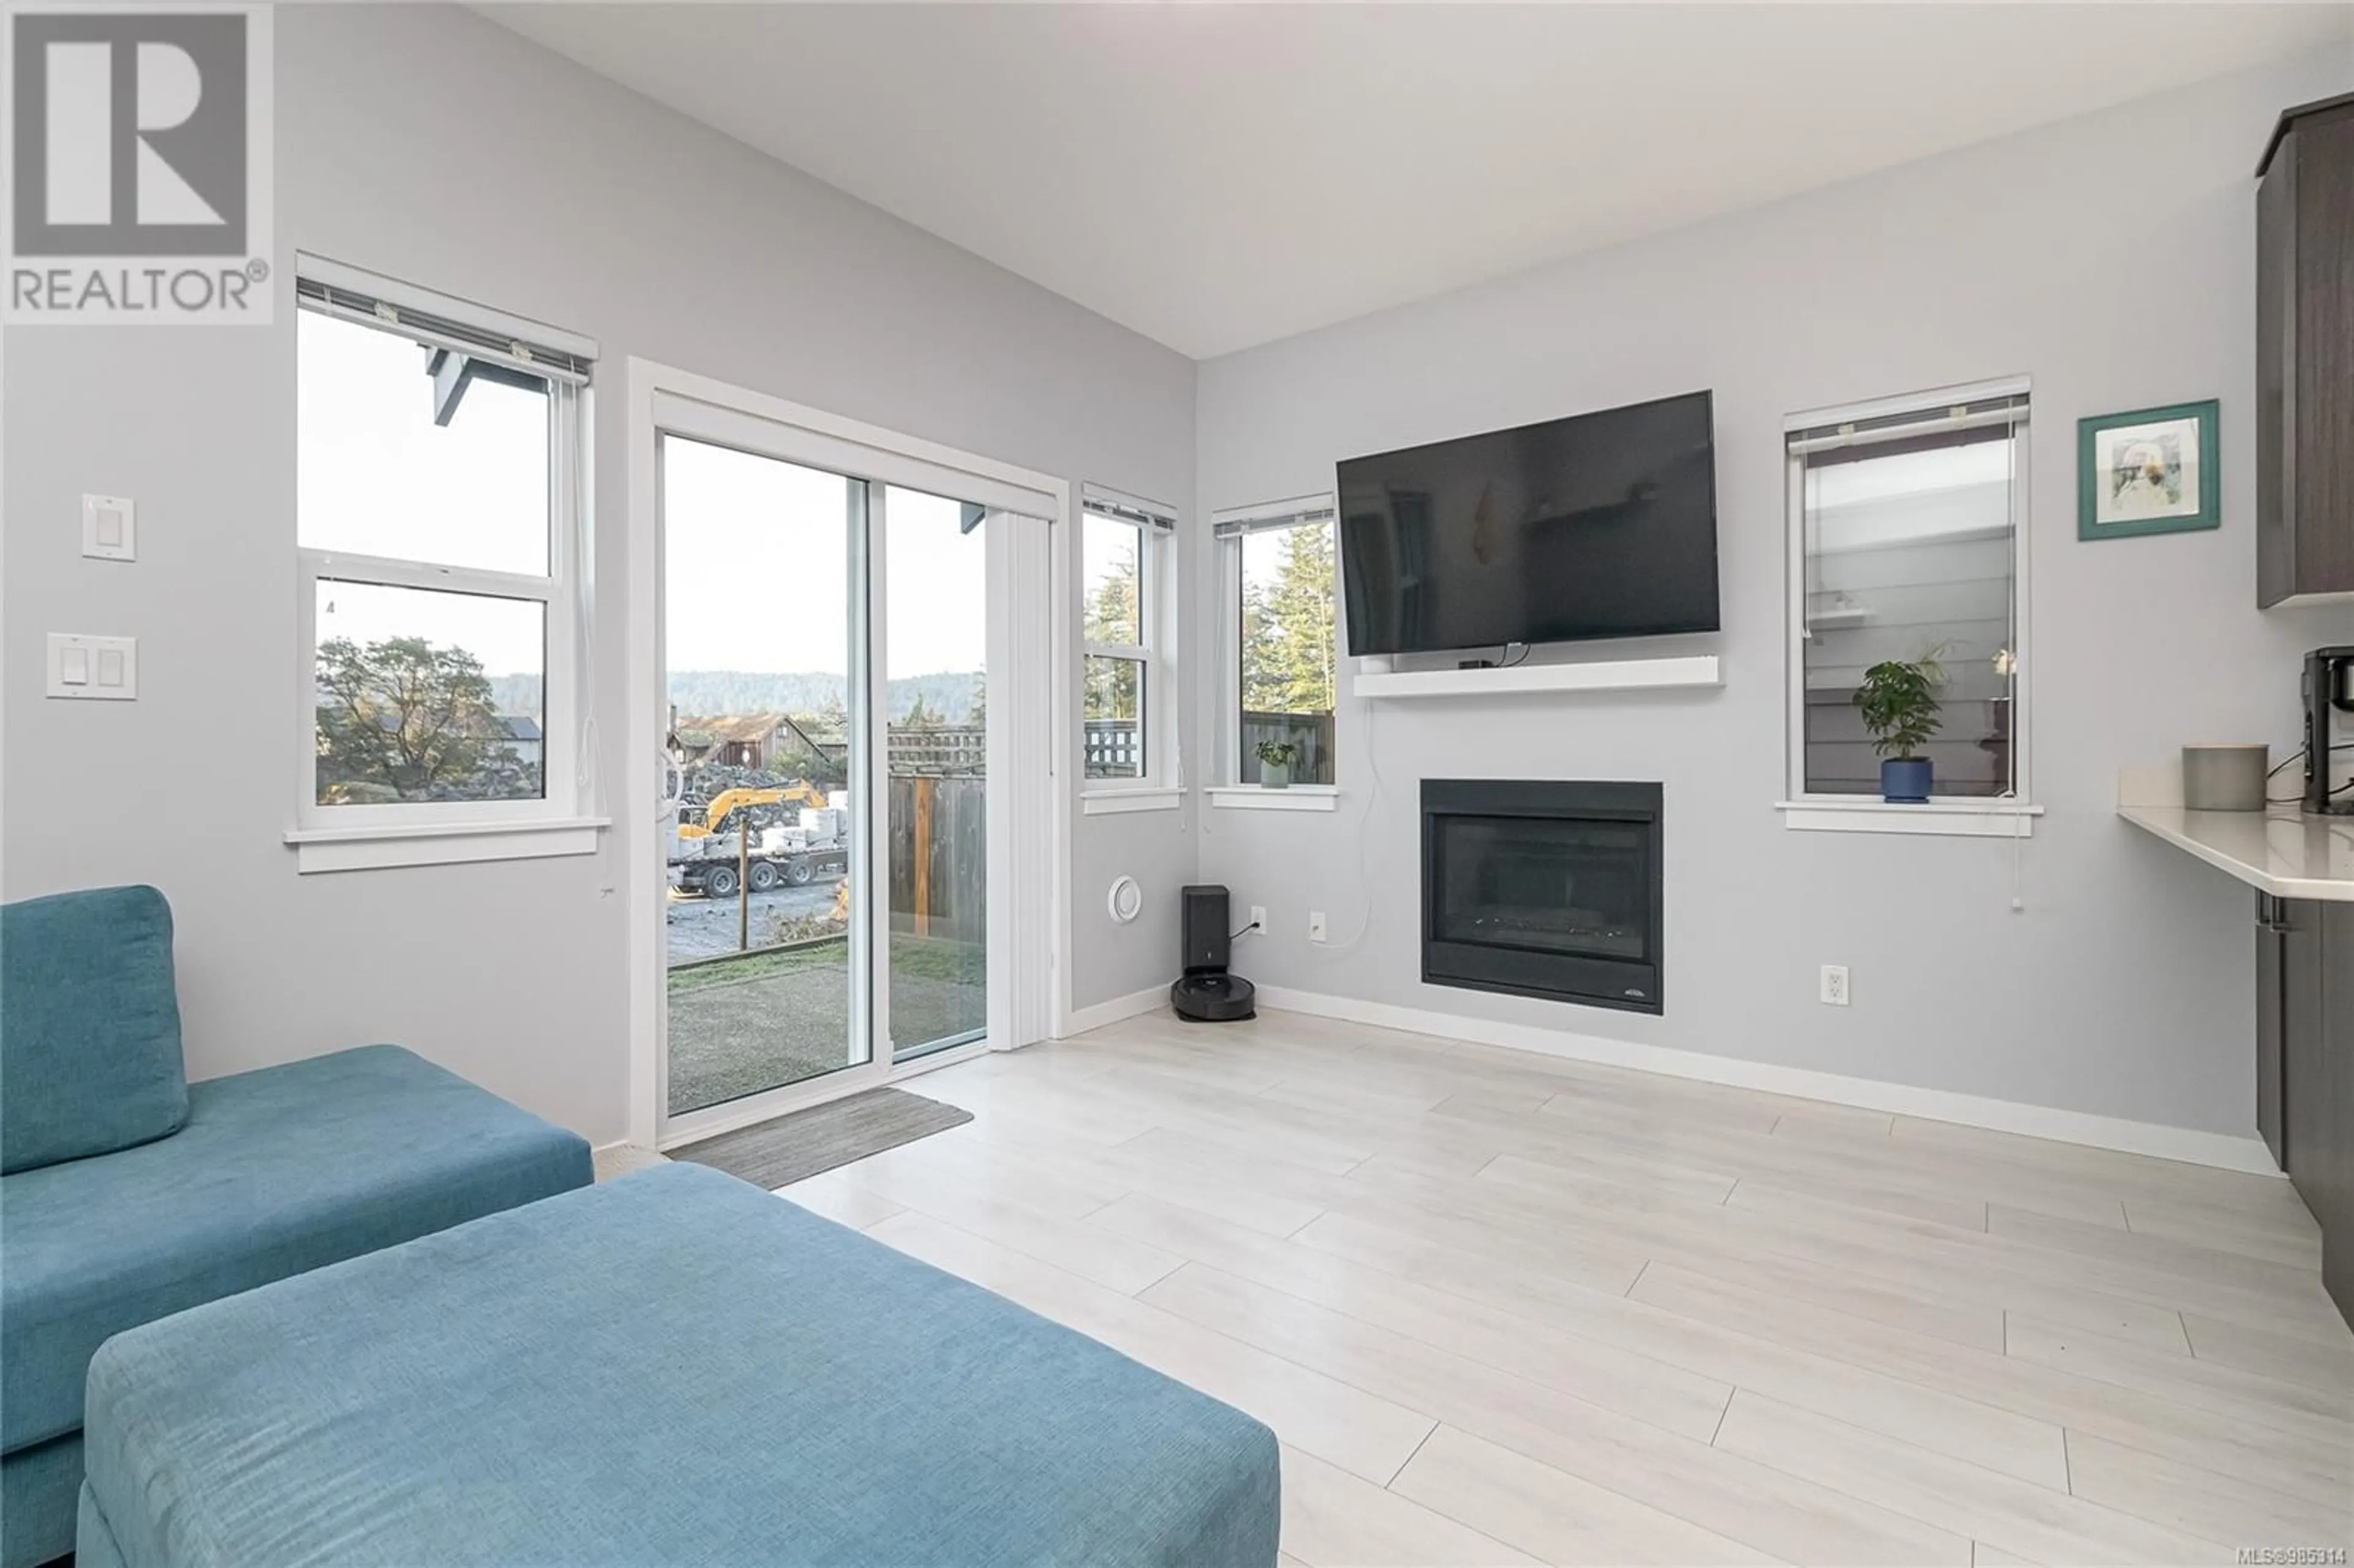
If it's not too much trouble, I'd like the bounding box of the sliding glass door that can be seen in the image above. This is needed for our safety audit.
[660,438,872,1117]
[883,487,989,1061]
[647,387,1041,1143]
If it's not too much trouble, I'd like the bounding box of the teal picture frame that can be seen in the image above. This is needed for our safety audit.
[2078,399,2220,541]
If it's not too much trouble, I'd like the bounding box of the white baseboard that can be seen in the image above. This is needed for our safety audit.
[1253,984,2281,1177]
[1057,982,1170,1038]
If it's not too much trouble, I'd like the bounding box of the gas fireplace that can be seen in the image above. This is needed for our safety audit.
[1420,780,1664,1015]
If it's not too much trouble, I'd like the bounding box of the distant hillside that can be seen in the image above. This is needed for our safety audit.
[488,671,984,725]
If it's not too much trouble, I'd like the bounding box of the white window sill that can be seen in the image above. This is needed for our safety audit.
[1777,800,2042,839]
[285,816,609,873]
[1080,786,1184,816]
[1208,785,1338,812]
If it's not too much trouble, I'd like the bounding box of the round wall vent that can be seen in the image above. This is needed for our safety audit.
[1107,875,1143,924]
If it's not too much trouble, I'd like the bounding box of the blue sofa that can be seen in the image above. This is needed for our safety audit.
[77,1163,1281,1567]
[0,886,592,1568]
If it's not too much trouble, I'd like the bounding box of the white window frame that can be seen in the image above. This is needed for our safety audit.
[1209,493,1339,813]
[1080,482,1181,811]
[286,256,604,872]
[1778,376,2041,839]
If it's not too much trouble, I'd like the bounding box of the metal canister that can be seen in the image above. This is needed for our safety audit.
[2181,744,2269,812]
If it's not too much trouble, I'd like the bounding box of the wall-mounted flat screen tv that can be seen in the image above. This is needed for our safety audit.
[1337,390,1720,657]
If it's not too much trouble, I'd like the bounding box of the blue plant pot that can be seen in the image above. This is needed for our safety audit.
[1881,756,1933,804]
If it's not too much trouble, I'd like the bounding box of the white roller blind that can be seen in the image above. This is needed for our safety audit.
[1786,386,2028,457]
[1212,493,1336,538]
[295,261,595,385]
[1791,386,2025,799]
[1081,483,1177,533]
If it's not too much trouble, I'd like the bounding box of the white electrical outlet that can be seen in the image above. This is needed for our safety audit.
[82,494,135,561]
[1308,910,1328,943]
[1248,905,1267,936]
[1819,964,1850,1007]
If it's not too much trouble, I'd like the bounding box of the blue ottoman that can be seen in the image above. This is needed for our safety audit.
[77,1163,1281,1567]
[2,1045,592,1567]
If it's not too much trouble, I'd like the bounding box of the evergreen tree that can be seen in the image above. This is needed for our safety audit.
[1083,542,1143,729]
[1083,542,1141,649]
[1241,523,1336,716]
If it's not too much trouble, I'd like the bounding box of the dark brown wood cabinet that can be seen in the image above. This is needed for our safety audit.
[2271,895,2354,1325]
[2255,894,2287,1165]
[2257,93,2354,607]
[2315,903,2354,1315]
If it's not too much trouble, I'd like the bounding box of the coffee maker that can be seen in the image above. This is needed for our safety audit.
[2302,647,2354,815]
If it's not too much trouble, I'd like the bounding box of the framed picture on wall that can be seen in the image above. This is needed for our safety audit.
[2078,399,2220,540]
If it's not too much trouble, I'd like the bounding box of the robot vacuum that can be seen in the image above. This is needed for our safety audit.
[1170,885,1257,1022]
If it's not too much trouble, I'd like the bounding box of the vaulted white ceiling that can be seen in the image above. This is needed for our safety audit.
[487,4,2350,359]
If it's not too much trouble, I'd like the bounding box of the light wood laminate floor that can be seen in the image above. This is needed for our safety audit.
[780,1008,2353,1566]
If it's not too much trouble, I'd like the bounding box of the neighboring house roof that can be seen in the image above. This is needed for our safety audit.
[669,712,849,755]
[673,712,789,744]
[775,714,848,754]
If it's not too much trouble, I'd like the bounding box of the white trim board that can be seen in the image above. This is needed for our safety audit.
[1777,801,2041,839]
[1251,985,2280,1176]
[1057,983,1170,1038]
[1081,786,1186,816]
[1354,655,1719,701]
[1208,785,1338,812]
[284,816,606,873]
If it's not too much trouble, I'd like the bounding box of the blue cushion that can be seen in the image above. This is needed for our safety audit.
[1,886,188,1174]
[1,1433,82,1568]
[76,1483,126,1568]
[81,1163,1281,1568]
[1,1044,589,1456]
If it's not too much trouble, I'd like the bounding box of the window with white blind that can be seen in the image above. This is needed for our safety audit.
[1080,484,1175,786]
[289,257,598,871]
[1786,381,2031,813]
[1215,496,1338,789]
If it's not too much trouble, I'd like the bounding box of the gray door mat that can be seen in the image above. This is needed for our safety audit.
[670,1086,973,1190]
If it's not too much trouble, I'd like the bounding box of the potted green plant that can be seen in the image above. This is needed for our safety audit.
[1853,654,1945,802]
[1255,739,1298,790]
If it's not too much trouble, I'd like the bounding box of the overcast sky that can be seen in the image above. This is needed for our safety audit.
[300,311,992,703]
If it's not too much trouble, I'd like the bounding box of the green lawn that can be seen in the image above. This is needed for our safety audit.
[666,932,983,995]
[668,938,845,994]
[665,934,988,1115]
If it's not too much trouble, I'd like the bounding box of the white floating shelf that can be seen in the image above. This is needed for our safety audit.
[1352,654,1721,700]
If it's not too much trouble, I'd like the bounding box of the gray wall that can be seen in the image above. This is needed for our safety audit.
[1194,54,2354,1138]
[1,4,1197,1143]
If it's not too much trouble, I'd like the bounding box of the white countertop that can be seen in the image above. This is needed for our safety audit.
[2119,802,2354,902]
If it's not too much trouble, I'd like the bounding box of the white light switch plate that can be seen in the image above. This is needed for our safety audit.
[82,494,135,561]
[47,633,137,699]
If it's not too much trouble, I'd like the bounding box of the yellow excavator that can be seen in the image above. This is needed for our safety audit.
[670,782,848,899]
[674,783,829,843]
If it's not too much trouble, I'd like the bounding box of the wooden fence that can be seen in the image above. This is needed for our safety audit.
[890,726,986,777]
[888,773,985,943]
